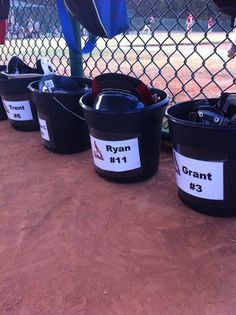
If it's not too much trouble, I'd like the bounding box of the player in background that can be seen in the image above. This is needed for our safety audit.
[186,13,195,35]
[208,16,214,32]
[142,15,155,34]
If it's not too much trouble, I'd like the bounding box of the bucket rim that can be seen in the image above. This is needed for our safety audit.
[79,89,169,114]
[165,103,236,130]
[28,78,91,97]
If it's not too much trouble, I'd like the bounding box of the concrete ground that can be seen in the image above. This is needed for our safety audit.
[0,120,236,315]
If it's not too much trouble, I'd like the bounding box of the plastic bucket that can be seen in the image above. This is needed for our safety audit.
[166,99,236,217]
[0,66,8,121]
[0,75,41,131]
[80,89,169,183]
[28,77,91,154]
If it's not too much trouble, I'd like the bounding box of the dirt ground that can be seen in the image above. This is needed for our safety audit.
[0,120,236,315]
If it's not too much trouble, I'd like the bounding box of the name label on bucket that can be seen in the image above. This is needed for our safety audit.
[90,135,141,172]
[2,99,33,121]
[38,117,50,141]
[173,150,224,200]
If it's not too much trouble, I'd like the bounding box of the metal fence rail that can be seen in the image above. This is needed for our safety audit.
[0,0,235,104]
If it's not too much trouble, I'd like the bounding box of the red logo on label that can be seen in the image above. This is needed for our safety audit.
[93,141,104,160]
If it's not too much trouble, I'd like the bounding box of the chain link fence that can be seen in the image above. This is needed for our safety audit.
[0,0,236,104]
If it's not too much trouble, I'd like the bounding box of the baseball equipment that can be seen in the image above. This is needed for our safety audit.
[7,56,56,75]
[91,73,154,106]
[56,0,129,54]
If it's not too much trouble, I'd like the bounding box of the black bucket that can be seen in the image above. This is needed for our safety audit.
[28,76,91,154]
[166,99,236,217]
[79,89,169,183]
[0,66,8,121]
[0,75,41,131]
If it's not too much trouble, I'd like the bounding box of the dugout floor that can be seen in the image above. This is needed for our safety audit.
[0,120,236,315]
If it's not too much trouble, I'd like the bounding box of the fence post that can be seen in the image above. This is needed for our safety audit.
[68,15,83,77]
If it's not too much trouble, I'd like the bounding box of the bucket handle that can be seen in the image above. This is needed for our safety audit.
[28,81,86,121]
[52,97,85,121]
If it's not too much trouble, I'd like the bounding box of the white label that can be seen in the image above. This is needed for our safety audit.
[90,135,141,172]
[44,79,55,92]
[2,99,33,121]
[38,118,50,141]
[173,150,224,200]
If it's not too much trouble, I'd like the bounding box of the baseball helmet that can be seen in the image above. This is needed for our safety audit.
[38,74,91,94]
[91,73,154,106]
[7,56,56,75]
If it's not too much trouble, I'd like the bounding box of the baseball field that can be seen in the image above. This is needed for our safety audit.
[1,31,235,104]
